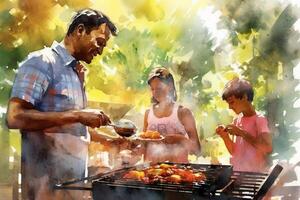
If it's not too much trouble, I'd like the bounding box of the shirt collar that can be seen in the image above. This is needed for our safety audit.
[51,40,76,67]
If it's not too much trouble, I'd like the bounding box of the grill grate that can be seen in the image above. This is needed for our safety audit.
[91,163,233,199]
[93,163,233,193]
[215,165,283,200]
[214,171,269,199]
[54,163,282,200]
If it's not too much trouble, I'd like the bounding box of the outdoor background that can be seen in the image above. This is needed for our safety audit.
[0,0,300,198]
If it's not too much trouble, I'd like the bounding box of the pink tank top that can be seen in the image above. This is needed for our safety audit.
[147,103,188,138]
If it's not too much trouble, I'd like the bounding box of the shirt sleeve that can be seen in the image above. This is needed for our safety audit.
[11,53,52,106]
[256,116,270,135]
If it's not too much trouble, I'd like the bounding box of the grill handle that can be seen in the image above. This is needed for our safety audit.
[254,164,283,200]
[54,166,135,188]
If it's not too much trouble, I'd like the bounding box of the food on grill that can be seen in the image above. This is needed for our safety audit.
[123,170,145,181]
[194,172,206,182]
[139,130,161,139]
[166,174,181,184]
[122,163,206,184]
[159,163,173,169]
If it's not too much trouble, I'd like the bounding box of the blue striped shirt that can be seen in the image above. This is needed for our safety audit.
[11,41,87,136]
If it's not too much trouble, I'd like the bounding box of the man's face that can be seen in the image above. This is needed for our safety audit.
[225,95,247,114]
[76,23,111,63]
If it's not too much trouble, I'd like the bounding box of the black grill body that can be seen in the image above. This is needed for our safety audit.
[55,163,282,200]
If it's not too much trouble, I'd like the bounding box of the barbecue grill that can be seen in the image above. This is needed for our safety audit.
[54,163,283,200]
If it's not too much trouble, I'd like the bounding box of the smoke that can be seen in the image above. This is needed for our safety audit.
[19,131,90,199]
[145,142,189,164]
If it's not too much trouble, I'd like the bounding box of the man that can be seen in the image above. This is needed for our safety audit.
[6,9,117,200]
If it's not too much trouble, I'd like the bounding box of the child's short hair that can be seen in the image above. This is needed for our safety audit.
[222,78,254,102]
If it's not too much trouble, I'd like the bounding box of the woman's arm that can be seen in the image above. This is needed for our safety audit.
[143,109,150,132]
[178,106,201,155]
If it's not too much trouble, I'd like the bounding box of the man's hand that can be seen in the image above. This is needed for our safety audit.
[77,109,111,128]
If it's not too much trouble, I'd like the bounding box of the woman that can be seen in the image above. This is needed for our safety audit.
[143,67,201,163]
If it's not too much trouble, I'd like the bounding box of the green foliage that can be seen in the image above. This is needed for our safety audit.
[0,46,27,69]
[0,65,16,106]
[0,9,13,27]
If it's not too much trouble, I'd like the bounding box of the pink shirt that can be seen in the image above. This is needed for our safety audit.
[147,103,188,138]
[231,112,270,172]
[145,103,189,163]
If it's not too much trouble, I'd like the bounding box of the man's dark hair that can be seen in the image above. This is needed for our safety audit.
[147,67,177,104]
[222,78,254,102]
[67,9,117,36]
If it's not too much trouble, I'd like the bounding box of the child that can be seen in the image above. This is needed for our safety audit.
[143,67,201,163]
[216,78,272,172]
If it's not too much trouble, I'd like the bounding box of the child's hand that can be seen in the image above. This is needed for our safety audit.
[215,125,228,138]
[225,125,244,137]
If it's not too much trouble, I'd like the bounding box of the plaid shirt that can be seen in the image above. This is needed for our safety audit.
[10,41,91,199]
[11,41,87,136]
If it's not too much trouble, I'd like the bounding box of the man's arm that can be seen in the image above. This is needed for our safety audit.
[6,97,110,131]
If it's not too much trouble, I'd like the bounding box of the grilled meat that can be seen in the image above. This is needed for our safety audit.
[122,163,206,184]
